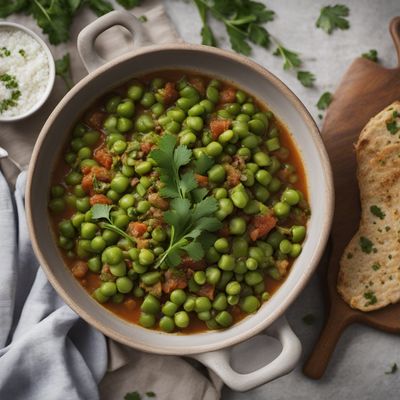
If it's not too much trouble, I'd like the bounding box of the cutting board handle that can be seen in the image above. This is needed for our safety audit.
[303,305,350,379]
[390,17,400,66]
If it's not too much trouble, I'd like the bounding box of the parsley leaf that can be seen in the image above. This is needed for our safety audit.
[363,290,377,306]
[316,4,350,34]
[273,45,301,70]
[0,0,27,18]
[362,49,378,62]
[227,25,251,55]
[87,0,113,16]
[317,92,333,110]
[194,0,217,46]
[91,203,135,243]
[385,363,398,375]
[248,23,270,48]
[360,236,374,254]
[297,71,316,88]
[55,53,73,91]
[370,205,385,219]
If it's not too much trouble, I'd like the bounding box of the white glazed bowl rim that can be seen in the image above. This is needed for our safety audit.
[26,43,334,355]
[0,21,55,122]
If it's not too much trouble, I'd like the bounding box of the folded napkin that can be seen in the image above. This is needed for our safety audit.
[0,1,222,398]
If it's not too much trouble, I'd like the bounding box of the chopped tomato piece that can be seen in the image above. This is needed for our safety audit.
[71,261,88,279]
[136,238,149,249]
[81,165,92,175]
[189,77,205,95]
[128,221,148,237]
[94,146,113,169]
[90,194,112,205]
[91,166,111,181]
[140,141,154,155]
[81,173,94,194]
[195,174,209,187]
[220,87,236,104]
[210,118,231,140]
[163,82,178,105]
[249,214,277,241]
[197,283,215,300]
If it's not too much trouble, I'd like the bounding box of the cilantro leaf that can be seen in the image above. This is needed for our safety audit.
[182,241,205,261]
[195,0,217,46]
[274,45,301,70]
[248,23,270,48]
[362,49,378,62]
[0,0,28,18]
[386,119,399,135]
[363,290,377,306]
[359,236,374,254]
[316,4,350,34]
[247,1,275,23]
[194,154,214,175]
[316,92,333,110]
[87,0,113,16]
[370,205,385,219]
[297,71,315,88]
[227,25,251,55]
[55,53,73,91]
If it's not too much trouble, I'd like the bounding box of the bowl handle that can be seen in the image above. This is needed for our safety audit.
[190,316,301,392]
[77,10,147,73]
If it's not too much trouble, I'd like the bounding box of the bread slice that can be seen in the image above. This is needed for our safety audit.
[337,101,400,311]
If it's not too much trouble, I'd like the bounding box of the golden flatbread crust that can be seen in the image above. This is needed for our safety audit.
[337,101,400,311]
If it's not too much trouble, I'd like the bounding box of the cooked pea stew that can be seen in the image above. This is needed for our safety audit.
[49,71,309,333]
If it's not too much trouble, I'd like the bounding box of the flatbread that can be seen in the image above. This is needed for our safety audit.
[337,101,400,311]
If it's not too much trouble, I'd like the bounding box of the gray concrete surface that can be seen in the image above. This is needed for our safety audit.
[165,1,400,399]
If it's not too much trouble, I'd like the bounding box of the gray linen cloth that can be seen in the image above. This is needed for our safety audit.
[0,1,222,399]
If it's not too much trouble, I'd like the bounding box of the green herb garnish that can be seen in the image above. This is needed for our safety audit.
[0,74,21,113]
[0,47,11,57]
[317,92,333,110]
[316,4,350,34]
[362,49,378,62]
[359,236,374,254]
[91,203,135,243]
[124,392,141,400]
[55,53,73,90]
[273,45,301,70]
[370,205,385,219]
[372,263,381,271]
[387,119,399,135]
[297,71,316,88]
[138,15,147,23]
[385,363,398,374]
[149,134,222,268]
[363,290,377,306]
[18,48,26,58]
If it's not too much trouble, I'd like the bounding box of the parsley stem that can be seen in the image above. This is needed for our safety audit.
[102,222,135,244]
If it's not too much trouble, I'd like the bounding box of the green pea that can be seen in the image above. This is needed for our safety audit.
[91,236,106,254]
[208,164,226,183]
[112,293,124,304]
[245,257,258,271]
[229,217,247,235]
[206,141,223,157]
[58,220,75,238]
[83,131,100,147]
[249,119,265,135]
[180,131,197,146]
[225,103,241,115]
[235,90,247,104]
[197,311,211,321]
[232,238,248,257]
[188,104,205,116]
[115,277,133,294]
[103,116,118,133]
[206,86,219,103]
[135,200,149,214]
[292,225,306,243]
[249,247,264,263]
[215,310,233,328]
[159,316,175,332]
[58,236,73,250]
[267,230,284,249]
[176,97,196,111]
[206,247,221,263]
[141,92,156,108]
[151,102,164,117]
[268,177,282,193]
[51,185,65,198]
[230,191,249,209]
[133,287,145,297]
[241,134,259,149]
[186,116,204,131]
[134,161,151,176]
[227,295,239,305]
[217,110,231,119]
[117,100,135,118]
[138,249,154,266]
[282,189,300,206]
[165,120,181,134]
[226,281,241,296]
[139,312,156,328]
[240,295,260,313]
[290,243,302,257]
[242,102,256,115]
[273,201,291,218]
[117,117,133,133]
[111,140,127,155]
[233,121,249,138]
[218,254,235,271]
[214,187,228,200]
[101,281,117,297]
[170,289,187,305]
[167,108,186,122]
[93,288,109,303]
[195,296,212,312]
[70,213,84,229]
[161,300,178,317]
[279,239,293,254]
[206,267,221,285]
[266,137,280,152]
[73,123,86,137]
[253,152,271,167]
[212,293,227,311]
[80,222,97,239]
[118,194,134,209]
[214,238,229,253]
[141,294,160,315]
[133,262,147,274]
[106,133,125,147]
[103,246,123,265]
[87,256,101,273]
[105,96,120,113]
[75,197,90,212]
[245,271,263,286]
[65,171,82,186]
[200,99,214,113]
[255,169,272,186]
[110,176,129,194]
[71,138,85,152]
[218,129,234,144]
[127,84,144,100]
[141,271,161,286]
[174,311,190,328]
[183,296,196,312]
[180,85,199,98]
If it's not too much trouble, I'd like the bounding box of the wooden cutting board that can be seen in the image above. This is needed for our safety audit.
[303,16,400,379]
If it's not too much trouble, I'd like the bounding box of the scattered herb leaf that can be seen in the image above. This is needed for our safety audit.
[18,48,26,58]
[362,49,378,62]
[297,71,316,87]
[273,45,301,70]
[370,205,385,219]
[372,263,381,271]
[317,92,333,110]
[55,53,73,91]
[0,73,21,114]
[316,4,350,34]
[363,290,377,306]
[360,236,374,254]
[0,47,11,57]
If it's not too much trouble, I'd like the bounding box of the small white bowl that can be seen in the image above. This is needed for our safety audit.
[0,22,55,122]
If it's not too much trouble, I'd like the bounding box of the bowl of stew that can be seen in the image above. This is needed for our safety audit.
[26,11,333,391]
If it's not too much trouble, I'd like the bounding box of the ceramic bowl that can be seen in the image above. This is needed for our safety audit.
[0,22,55,122]
[26,11,334,391]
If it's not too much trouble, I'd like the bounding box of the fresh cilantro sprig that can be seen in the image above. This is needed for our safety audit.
[316,4,350,35]
[297,71,316,88]
[316,92,333,110]
[91,203,135,243]
[55,53,73,91]
[149,134,221,268]
[362,49,378,62]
